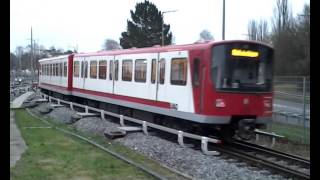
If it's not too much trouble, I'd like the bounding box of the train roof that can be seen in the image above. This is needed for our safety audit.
[74,40,273,58]
[38,55,70,62]
[38,40,273,62]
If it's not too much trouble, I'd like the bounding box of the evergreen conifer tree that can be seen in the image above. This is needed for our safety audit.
[120,0,172,49]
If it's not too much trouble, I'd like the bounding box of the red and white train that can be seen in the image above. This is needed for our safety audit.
[38,40,274,139]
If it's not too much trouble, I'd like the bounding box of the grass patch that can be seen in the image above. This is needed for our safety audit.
[268,122,310,144]
[11,109,155,180]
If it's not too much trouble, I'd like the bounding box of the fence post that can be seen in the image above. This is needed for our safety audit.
[302,76,306,144]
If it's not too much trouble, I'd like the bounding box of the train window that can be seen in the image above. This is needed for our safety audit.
[109,60,113,80]
[151,59,156,83]
[64,62,67,77]
[84,61,88,78]
[122,60,132,81]
[159,58,165,84]
[56,63,59,76]
[98,60,107,79]
[81,61,84,78]
[135,59,147,83]
[114,60,119,81]
[74,61,79,77]
[52,64,55,76]
[60,63,63,77]
[193,58,200,86]
[81,61,88,78]
[51,64,53,76]
[53,64,55,76]
[171,58,187,86]
[90,60,97,79]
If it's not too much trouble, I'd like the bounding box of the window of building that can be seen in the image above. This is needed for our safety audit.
[74,61,79,77]
[193,58,200,86]
[90,60,97,79]
[159,58,165,84]
[99,60,107,79]
[151,59,156,83]
[109,60,113,80]
[122,60,132,81]
[135,59,147,82]
[64,62,67,77]
[171,58,188,85]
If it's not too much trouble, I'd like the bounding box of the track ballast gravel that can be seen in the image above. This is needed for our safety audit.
[28,94,289,180]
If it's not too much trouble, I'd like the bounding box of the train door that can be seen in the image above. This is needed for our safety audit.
[156,51,193,112]
[109,56,118,94]
[189,50,204,113]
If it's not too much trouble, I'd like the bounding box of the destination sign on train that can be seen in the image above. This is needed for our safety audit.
[231,49,259,58]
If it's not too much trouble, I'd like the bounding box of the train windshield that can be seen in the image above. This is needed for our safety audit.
[211,43,273,92]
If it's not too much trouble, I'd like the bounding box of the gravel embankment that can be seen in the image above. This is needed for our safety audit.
[28,93,289,180]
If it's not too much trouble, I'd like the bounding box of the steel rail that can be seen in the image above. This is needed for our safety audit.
[26,108,192,180]
[213,140,310,179]
[231,140,310,165]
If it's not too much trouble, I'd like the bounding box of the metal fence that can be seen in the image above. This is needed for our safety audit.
[271,76,310,144]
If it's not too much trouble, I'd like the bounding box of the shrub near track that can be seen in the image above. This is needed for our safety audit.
[10,109,154,180]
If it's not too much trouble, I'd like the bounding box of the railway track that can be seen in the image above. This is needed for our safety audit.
[27,92,311,179]
[211,139,310,179]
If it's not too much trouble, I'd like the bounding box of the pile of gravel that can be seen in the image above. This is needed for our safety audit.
[73,117,120,136]
[115,133,286,180]
[47,107,77,124]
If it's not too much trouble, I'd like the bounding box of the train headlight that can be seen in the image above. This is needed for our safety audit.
[215,99,226,108]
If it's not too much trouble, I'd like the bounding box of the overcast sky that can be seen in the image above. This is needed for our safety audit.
[10,0,309,53]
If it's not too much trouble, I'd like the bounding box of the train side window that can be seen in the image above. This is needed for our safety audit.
[64,62,67,77]
[98,60,107,79]
[56,64,58,76]
[84,61,88,78]
[193,58,200,86]
[81,61,88,78]
[151,59,156,83]
[51,64,53,76]
[122,60,132,81]
[159,58,165,84]
[171,58,187,86]
[74,61,79,77]
[114,60,119,80]
[109,60,113,80]
[52,64,55,76]
[60,63,63,77]
[53,64,56,76]
[90,60,97,79]
[135,59,147,83]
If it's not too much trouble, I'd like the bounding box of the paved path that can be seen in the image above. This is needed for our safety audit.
[10,91,34,109]
[10,111,27,167]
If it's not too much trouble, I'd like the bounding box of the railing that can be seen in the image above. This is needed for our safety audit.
[42,93,221,156]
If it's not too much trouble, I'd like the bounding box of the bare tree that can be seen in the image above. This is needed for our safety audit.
[247,20,258,40]
[15,46,24,71]
[257,19,269,43]
[272,0,292,35]
[199,30,214,41]
[103,39,121,50]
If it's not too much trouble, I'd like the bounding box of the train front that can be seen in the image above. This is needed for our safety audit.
[207,41,274,139]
